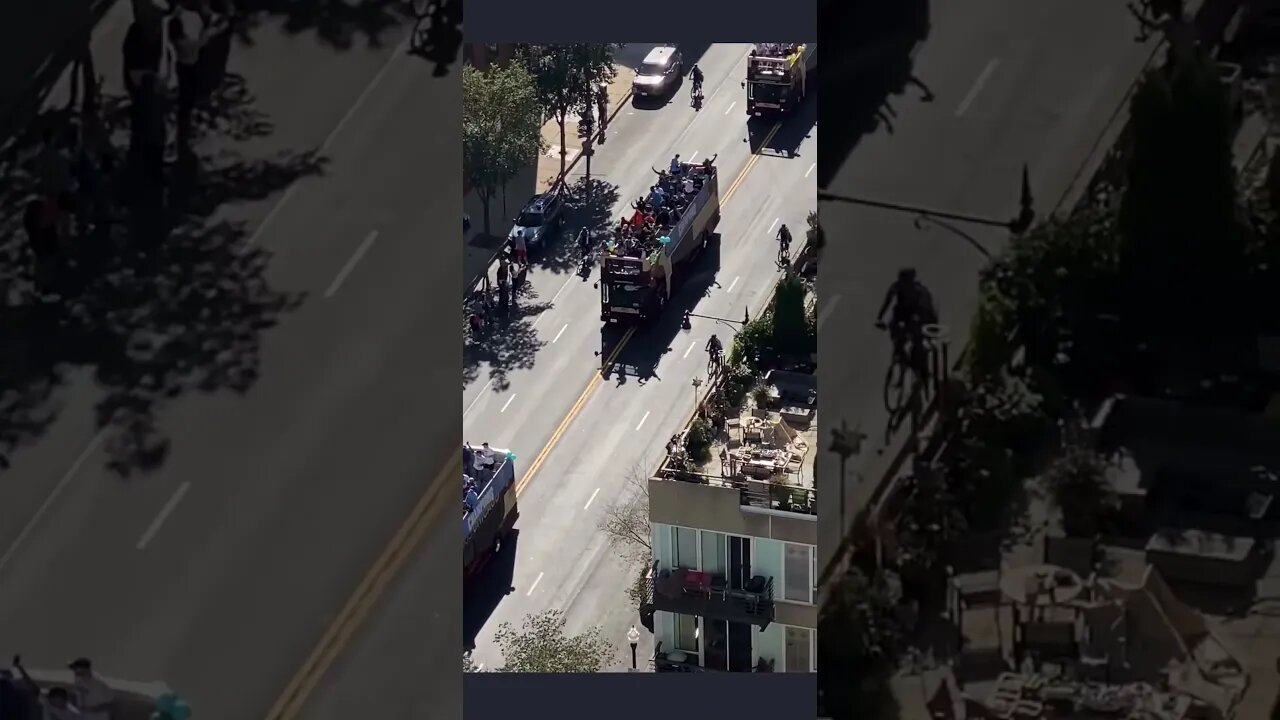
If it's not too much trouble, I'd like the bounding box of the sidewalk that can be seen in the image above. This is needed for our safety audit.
[463,61,637,293]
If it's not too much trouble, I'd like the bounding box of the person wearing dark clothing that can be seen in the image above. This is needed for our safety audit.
[123,17,168,187]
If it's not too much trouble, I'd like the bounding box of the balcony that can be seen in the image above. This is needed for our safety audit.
[640,562,775,628]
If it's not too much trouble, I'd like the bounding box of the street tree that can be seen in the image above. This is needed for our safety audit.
[1118,48,1248,365]
[819,567,901,720]
[463,63,545,235]
[518,44,618,179]
[597,466,652,566]
[462,652,485,672]
[771,269,812,356]
[492,609,617,672]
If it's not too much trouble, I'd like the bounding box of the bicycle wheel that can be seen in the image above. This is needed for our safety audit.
[883,354,908,415]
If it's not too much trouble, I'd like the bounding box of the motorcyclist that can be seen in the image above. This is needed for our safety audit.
[690,64,704,95]
[705,333,724,365]
[875,267,935,351]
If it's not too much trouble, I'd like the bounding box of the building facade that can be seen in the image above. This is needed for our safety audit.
[645,474,817,672]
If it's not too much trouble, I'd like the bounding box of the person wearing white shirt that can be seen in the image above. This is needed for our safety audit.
[68,658,113,720]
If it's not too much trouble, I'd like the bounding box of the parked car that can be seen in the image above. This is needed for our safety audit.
[632,45,683,97]
[508,189,566,250]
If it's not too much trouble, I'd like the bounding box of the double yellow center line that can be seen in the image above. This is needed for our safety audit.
[263,120,783,719]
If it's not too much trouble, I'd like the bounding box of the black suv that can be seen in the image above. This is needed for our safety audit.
[508,189,566,250]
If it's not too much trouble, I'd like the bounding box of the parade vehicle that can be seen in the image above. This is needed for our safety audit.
[463,444,518,579]
[2,660,191,720]
[745,43,817,116]
[599,159,721,324]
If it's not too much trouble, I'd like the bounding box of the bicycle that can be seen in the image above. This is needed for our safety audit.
[880,317,931,415]
[707,349,725,375]
[777,240,791,268]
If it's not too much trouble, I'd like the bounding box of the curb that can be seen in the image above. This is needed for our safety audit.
[466,79,635,294]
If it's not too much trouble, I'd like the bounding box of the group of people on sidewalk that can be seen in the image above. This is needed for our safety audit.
[468,248,530,335]
[20,0,236,289]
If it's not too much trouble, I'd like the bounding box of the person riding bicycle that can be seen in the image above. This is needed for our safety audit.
[705,333,724,365]
[875,268,936,354]
[690,64,704,96]
[777,223,792,254]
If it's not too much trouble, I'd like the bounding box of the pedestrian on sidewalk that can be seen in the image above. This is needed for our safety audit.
[496,256,509,288]
[512,229,528,266]
[168,1,224,156]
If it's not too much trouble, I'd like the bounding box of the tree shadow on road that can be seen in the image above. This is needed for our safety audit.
[234,0,411,51]
[819,0,932,189]
[536,176,619,276]
[0,60,322,476]
[463,289,553,392]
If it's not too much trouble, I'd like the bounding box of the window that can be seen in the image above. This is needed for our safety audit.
[675,614,699,654]
[700,531,726,576]
[783,543,813,603]
[674,527,697,569]
[785,626,813,672]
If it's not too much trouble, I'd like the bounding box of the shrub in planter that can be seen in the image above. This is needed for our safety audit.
[684,417,715,464]
[722,364,756,408]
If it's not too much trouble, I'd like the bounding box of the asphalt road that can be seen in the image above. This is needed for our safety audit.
[815,0,1168,565]
[449,42,818,670]
[0,13,461,720]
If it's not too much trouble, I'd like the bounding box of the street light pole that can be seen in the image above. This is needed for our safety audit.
[628,625,641,670]
[818,163,1036,235]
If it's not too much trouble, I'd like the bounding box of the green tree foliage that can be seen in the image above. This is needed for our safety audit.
[492,609,617,672]
[518,44,618,179]
[463,64,545,235]
[1119,50,1248,360]
[771,270,812,356]
[463,652,484,672]
[818,568,901,720]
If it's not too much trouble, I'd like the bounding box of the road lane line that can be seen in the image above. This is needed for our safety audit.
[549,275,574,307]
[552,323,568,343]
[722,123,781,203]
[325,230,378,298]
[501,395,517,413]
[248,35,411,246]
[527,571,544,596]
[136,482,191,550]
[805,162,815,178]
[0,429,106,578]
[464,380,494,417]
[818,294,841,331]
[726,276,739,293]
[264,456,458,720]
[768,217,779,234]
[725,101,736,115]
[956,59,999,117]
[688,151,698,162]
[683,340,696,359]
[584,487,600,510]
[635,411,650,431]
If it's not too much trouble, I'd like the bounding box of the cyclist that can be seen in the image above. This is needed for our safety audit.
[777,223,792,256]
[705,333,724,368]
[875,267,936,358]
[690,64,704,97]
